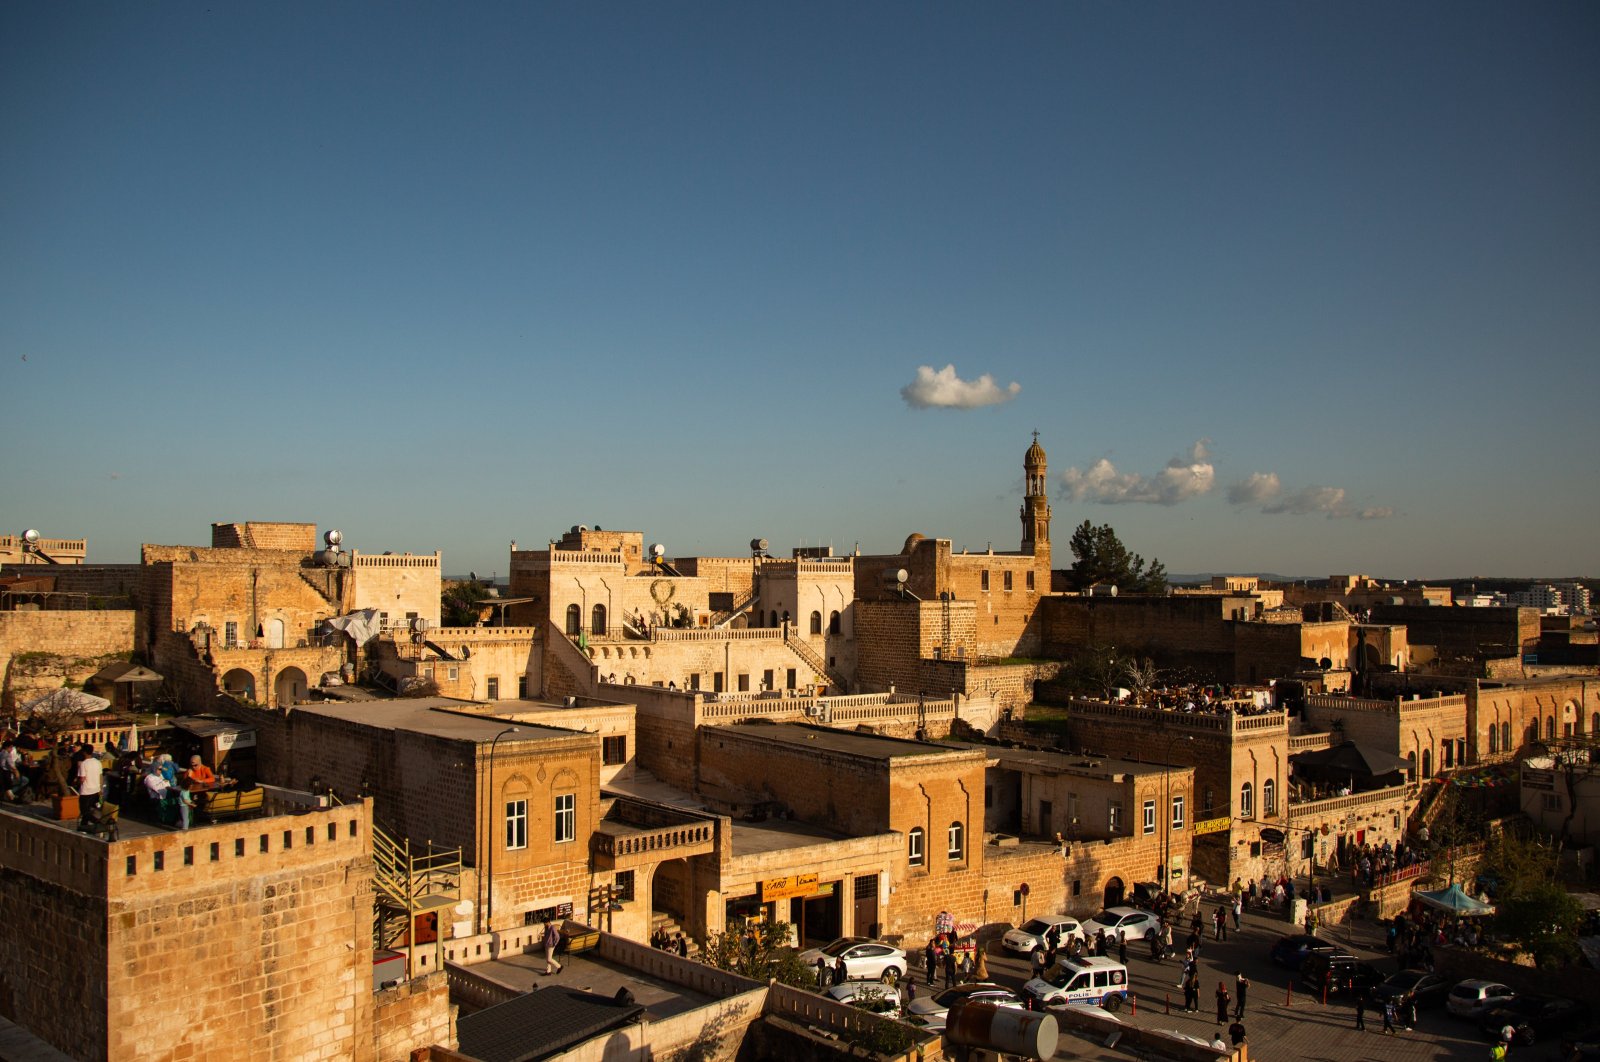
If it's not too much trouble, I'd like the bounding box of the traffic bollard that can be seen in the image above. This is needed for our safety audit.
[1165,992,1171,1014]
[1285,983,1292,1007]
[1131,993,1137,1016]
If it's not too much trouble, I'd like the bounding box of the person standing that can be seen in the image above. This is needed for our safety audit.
[74,748,103,812]
[835,955,848,986]
[1232,895,1243,931]
[543,921,564,976]
[1382,999,1397,1035]
[925,939,938,987]
[1162,922,1174,960]
[1118,933,1127,965]
[1355,990,1367,1031]
[1228,1020,1247,1048]
[1183,968,1200,1013]
[1215,980,1230,1024]
[176,777,194,830]
[816,956,830,988]
[974,944,989,982]
[942,947,956,990]
[1234,972,1249,1019]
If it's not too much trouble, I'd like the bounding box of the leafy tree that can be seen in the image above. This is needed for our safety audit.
[1476,829,1585,967]
[700,921,813,987]
[1065,521,1168,593]
[442,582,492,627]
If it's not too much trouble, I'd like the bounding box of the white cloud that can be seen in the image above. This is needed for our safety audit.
[1059,440,1215,506]
[1226,472,1281,505]
[900,364,1022,409]
[1228,474,1394,520]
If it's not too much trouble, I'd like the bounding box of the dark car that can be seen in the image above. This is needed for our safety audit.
[1561,1025,1600,1059]
[1299,954,1385,998]
[1269,933,1340,971]
[1372,970,1451,1009]
[1481,994,1583,1046]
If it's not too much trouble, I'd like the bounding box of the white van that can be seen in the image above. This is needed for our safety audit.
[1022,956,1131,1011]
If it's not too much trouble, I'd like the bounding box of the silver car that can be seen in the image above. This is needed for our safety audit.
[1003,915,1085,958]
[1446,979,1515,1018]
[825,981,903,1018]
[904,982,1027,1031]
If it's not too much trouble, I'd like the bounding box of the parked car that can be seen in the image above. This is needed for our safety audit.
[1446,979,1516,1019]
[904,982,1027,1031]
[1481,995,1584,1046]
[824,981,902,1018]
[1268,933,1340,971]
[1561,1025,1600,1058]
[1080,906,1163,944]
[1372,970,1451,1009]
[1003,915,1084,958]
[1298,954,1385,998]
[1022,956,1131,1011]
[797,937,907,984]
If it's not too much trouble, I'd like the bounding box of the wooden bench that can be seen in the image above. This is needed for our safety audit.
[196,786,265,823]
[560,920,600,953]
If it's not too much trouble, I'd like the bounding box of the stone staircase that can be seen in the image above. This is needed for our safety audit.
[651,910,700,959]
[783,632,850,694]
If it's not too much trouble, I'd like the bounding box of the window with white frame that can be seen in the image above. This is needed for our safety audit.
[554,793,575,843]
[947,821,965,861]
[1142,800,1156,834]
[908,827,924,866]
[505,799,528,850]
[1171,795,1185,830]
[1239,782,1254,818]
[1263,778,1276,816]
[1108,801,1123,834]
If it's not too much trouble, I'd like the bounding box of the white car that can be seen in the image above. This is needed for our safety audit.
[1023,956,1130,1011]
[1003,915,1085,958]
[1080,906,1162,944]
[825,981,902,1018]
[798,937,907,984]
[904,982,1027,1031]
[1446,979,1516,1019]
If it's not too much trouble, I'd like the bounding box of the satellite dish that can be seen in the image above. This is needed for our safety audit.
[650,543,666,558]
[414,617,429,632]
[22,529,41,545]
[578,525,589,533]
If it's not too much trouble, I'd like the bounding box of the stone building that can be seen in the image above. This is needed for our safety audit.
[1301,692,1469,780]
[0,531,87,567]
[0,798,454,1062]
[1370,672,1600,764]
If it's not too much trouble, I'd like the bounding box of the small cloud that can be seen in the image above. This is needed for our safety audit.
[1059,440,1215,505]
[900,364,1021,410]
[1226,472,1281,505]
[1230,474,1393,520]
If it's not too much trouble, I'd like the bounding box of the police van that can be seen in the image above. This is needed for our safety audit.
[1022,956,1130,1011]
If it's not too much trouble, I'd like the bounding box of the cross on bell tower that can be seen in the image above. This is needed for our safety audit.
[1021,432,1051,560]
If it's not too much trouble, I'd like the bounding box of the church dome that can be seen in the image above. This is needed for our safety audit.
[1025,435,1047,467]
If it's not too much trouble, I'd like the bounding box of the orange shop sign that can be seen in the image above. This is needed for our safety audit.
[762,873,820,902]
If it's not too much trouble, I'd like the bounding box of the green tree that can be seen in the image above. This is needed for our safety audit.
[1065,521,1168,593]
[700,921,814,987]
[1063,645,1130,700]
[442,582,492,627]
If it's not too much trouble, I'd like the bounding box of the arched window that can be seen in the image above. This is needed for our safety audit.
[1239,782,1253,818]
[1489,725,1499,754]
[947,821,965,861]
[908,827,924,867]
[565,604,581,636]
[1407,751,1418,780]
[1501,721,1511,752]
[829,611,841,635]
[1263,778,1276,816]
[1547,716,1556,741]
[809,611,822,635]
[591,604,607,636]
[1422,748,1432,778]
[1593,712,1599,735]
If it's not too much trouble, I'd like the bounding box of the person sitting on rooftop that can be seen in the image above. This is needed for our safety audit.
[143,767,172,803]
[184,755,216,788]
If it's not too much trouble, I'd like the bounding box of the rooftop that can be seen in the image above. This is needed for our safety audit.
[715,722,978,761]
[956,742,1183,779]
[291,698,583,744]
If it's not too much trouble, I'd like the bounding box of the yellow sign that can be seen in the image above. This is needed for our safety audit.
[762,873,820,902]
[1193,817,1232,836]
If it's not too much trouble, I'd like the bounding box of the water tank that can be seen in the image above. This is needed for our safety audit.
[650,543,666,558]
[880,568,909,586]
[324,529,343,546]
[750,538,769,552]
[945,1002,1059,1058]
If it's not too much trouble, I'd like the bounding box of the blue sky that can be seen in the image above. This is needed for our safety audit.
[3,2,1596,579]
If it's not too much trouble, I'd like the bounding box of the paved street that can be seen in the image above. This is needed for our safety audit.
[970,903,1505,1061]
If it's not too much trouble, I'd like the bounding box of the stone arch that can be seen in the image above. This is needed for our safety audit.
[551,767,580,790]
[829,611,841,635]
[809,611,822,635]
[566,605,581,636]
[591,604,607,637]
[1421,748,1432,778]
[1103,876,1125,908]
[222,668,255,701]
[273,666,307,707]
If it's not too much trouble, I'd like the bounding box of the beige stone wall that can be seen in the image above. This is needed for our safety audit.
[0,609,136,710]
[373,972,455,1062]
[592,632,823,694]
[0,533,87,566]
[142,546,341,654]
[351,553,442,629]
[211,522,318,551]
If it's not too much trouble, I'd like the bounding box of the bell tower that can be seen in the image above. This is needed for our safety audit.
[1021,432,1051,560]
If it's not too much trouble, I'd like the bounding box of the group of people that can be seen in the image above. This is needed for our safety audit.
[126,752,222,829]
[0,734,112,810]
[1126,683,1276,717]
[650,927,690,957]
[1344,838,1425,888]
[923,929,983,988]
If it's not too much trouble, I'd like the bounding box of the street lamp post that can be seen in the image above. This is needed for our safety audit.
[481,725,519,935]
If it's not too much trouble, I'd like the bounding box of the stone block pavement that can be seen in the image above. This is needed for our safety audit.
[976,902,1505,1061]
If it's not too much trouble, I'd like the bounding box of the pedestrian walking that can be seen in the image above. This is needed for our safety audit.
[1402,997,1417,1031]
[1355,991,1366,1031]
[925,939,937,986]
[942,948,956,989]
[1184,968,1200,1013]
[1232,896,1242,931]
[1228,1020,1247,1047]
[1215,981,1230,1024]
[975,944,988,981]
[836,955,848,986]
[542,921,564,976]
[816,956,830,988]
[1234,972,1249,1019]
[1118,934,1127,965]
[1382,999,1397,1035]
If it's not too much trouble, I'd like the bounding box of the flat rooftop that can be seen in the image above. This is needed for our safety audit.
[292,698,582,744]
[956,742,1176,779]
[716,722,976,761]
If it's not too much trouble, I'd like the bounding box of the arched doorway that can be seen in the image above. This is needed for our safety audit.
[651,858,694,941]
[1103,876,1125,908]
[274,666,308,707]
[266,617,285,649]
[222,668,255,701]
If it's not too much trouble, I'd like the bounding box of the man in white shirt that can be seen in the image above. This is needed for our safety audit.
[74,748,104,811]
